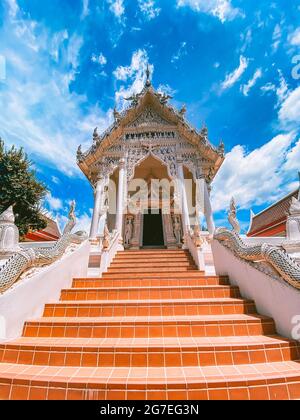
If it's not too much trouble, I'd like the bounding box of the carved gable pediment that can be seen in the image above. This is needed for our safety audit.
[128,106,173,128]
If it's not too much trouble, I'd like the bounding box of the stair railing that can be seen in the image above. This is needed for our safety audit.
[184,225,206,271]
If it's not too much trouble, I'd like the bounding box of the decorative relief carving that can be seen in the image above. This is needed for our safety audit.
[228,197,241,234]
[152,146,177,178]
[124,215,134,247]
[129,107,173,128]
[127,148,149,182]
[0,206,21,256]
[172,215,182,245]
[214,228,300,290]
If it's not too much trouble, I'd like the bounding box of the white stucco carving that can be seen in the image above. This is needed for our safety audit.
[0,206,21,257]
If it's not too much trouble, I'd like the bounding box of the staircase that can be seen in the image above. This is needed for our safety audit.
[0,249,300,400]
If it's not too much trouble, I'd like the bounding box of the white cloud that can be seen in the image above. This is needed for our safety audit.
[289,28,300,46]
[260,82,276,94]
[279,86,300,128]
[113,49,153,109]
[283,139,300,172]
[272,24,282,52]
[138,0,161,20]
[51,176,60,185]
[46,193,63,211]
[81,0,90,20]
[212,133,297,212]
[108,0,125,19]
[74,210,92,232]
[177,0,242,23]
[91,53,107,66]
[171,41,187,63]
[220,55,249,91]
[0,1,112,176]
[6,0,19,18]
[276,70,289,103]
[50,30,68,62]
[241,68,262,96]
[240,28,252,53]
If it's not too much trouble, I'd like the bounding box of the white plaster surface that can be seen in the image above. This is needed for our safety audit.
[212,240,300,339]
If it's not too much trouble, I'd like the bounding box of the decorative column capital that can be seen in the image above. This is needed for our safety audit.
[119,158,126,169]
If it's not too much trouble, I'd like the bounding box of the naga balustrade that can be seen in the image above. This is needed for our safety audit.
[214,228,300,290]
[0,202,87,293]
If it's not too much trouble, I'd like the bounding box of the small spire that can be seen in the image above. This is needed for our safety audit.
[145,63,151,87]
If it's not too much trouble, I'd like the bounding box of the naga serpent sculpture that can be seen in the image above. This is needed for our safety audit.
[0,201,88,293]
[214,227,300,290]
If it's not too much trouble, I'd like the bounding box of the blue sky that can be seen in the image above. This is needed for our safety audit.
[0,0,300,232]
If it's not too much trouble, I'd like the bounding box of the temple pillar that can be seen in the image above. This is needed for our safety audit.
[89,175,104,239]
[177,159,190,235]
[203,180,215,234]
[116,159,126,236]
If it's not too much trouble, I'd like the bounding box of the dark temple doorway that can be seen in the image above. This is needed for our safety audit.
[142,210,165,248]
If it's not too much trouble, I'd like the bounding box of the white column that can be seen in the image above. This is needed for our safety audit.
[116,159,126,235]
[89,176,104,239]
[203,180,215,234]
[177,159,190,235]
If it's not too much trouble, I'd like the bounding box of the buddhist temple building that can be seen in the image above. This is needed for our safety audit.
[77,69,225,248]
[247,187,300,238]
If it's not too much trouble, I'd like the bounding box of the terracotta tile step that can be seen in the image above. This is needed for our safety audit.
[114,256,194,262]
[22,314,276,338]
[113,257,195,264]
[106,267,198,273]
[43,298,256,317]
[114,254,194,259]
[110,262,195,268]
[101,271,206,279]
[1,361,300,399]
[118,250,190,256]
[2,336,298,368]
[60,285,241,301]
[72,276,229,288]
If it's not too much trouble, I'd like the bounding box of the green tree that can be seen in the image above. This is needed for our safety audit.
[0,139,48,237]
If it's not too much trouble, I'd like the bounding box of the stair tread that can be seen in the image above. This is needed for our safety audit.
[53,298,251,305]
[4,335,296,350]
[1,361,300,386]
[64,285,237,291]
[25,314,272,324]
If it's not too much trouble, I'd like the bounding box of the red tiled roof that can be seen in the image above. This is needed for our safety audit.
[24,215,61,242]
[247,189,299,237]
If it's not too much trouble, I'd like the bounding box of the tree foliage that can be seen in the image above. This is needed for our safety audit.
[0,139,48,237]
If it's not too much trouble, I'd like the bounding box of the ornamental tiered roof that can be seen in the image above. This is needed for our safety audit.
[77,71,225,183]
[247,188,300,237]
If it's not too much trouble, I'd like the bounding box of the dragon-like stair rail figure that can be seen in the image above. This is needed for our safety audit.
[0,202,88,293]
[214,227,300,290]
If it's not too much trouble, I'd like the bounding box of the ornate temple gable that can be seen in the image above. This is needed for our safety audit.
[127,106,174,129]
[77,75,225,183]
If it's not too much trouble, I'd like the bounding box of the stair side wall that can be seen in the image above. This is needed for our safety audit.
[212,239,300,340]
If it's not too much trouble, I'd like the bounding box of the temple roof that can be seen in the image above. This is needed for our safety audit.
[24,214,61,242]
[77,73,225,182]
[247,188,300,237]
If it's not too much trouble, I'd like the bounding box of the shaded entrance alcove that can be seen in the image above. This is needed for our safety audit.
[126,154,176,249]
[142,209,165,248]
